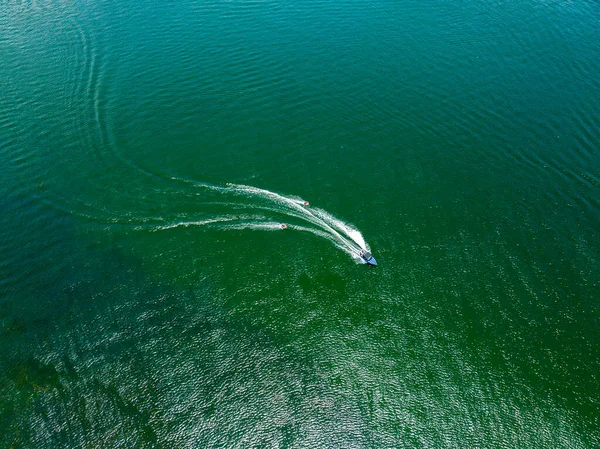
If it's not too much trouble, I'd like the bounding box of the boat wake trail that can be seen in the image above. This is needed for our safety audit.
[156,178,371,263]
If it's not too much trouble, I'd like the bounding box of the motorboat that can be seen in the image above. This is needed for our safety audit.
[359,249,377,266]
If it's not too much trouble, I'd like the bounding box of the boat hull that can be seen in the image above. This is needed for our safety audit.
[361,255,378,266]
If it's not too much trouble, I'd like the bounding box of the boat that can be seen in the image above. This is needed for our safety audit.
[359,250,377,266]
[280,224,287,229]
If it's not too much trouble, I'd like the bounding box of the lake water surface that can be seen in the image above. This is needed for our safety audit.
[1,0,599,447]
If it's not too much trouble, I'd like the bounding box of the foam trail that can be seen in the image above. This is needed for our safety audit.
[308,207,368,250]
[290,224,360,258]
[151,216,238,231]
[163,175,371,261]
[228,184,366,252]
[222,222,283,232]
[220,221,361,260]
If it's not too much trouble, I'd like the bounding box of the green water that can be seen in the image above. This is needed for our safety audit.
[1,0,599,447]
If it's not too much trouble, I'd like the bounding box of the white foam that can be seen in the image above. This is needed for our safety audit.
[152,216,237,231]
[163,177,371,261]
[222,222,283,231]
[218,221,362,260]
[228,184,367,252]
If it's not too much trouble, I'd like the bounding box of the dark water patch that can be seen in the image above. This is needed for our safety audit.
[5,357,62,392]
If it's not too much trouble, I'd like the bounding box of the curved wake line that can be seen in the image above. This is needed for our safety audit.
[167,178,371,260]
[218,221,364,261]
[150,216,240,231]
[230,184,362,246]
[151,175,371,261]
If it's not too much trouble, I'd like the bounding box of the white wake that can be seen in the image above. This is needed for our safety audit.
[157,178,371,262]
